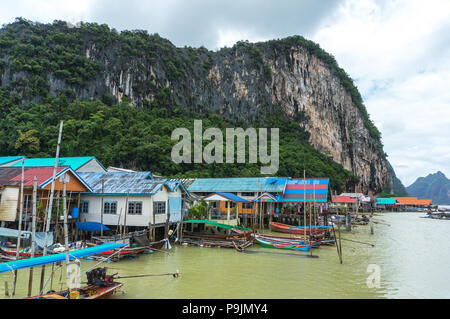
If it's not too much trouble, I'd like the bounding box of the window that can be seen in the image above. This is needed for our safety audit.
[128,201,142,215]
[104,201,117,215]
[242,202,254,209]
[153,201,166,215]
[241,192,255,197]
[81,201,89,214]
[225,201,236,208]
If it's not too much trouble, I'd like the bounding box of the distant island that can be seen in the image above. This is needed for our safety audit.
[407,171,450,205]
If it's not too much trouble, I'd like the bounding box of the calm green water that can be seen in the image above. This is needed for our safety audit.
[2,213,449,299]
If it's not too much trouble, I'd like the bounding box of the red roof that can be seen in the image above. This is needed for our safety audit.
[7,166,68,187]
[332,195,357,203]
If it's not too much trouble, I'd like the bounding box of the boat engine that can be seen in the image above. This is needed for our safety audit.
[86,267,114,287]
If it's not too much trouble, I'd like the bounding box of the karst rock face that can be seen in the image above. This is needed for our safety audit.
[0,20,390,193]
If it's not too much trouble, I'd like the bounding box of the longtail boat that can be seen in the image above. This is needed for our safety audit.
[270,222,331,235]
[85,242,149,261]
[25,267,122,299]
[0,246,44,257]
[0,243,127,299]
[182,220,252,241]
[255,236,311,251]
[255,233,335,248]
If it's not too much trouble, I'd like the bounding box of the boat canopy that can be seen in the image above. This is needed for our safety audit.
[0,243,126,274]
[183,219,250,231]
[0,227,31,239]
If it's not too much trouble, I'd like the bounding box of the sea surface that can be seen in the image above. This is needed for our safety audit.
[2,212,449,299]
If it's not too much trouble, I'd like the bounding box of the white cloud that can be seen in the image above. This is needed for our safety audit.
[312,0,450,186]
[0,1,92,26]
[0,0,449,186]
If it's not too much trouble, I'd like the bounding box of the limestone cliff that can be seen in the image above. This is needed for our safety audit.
[0,20,390,193]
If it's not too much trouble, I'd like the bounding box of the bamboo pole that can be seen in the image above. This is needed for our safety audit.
[123,193,129,243]
[152,202,156,242]
[303,170,306,240]
[12,158,25,297]
[40,120,63,292]
[101,179,104,237]
[62,174,71,299]
[27,176,38,297]
[338,219,343,264]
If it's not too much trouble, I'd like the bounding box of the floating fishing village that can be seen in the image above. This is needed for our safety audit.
[0,6,449,304]
[0,121,444,300]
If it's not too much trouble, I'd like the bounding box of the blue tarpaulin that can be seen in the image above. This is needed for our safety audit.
[75,222,110,232]
[0,243,126,274]
[169,197,182,223]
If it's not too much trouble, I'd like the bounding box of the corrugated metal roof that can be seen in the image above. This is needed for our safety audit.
[376,198,398,205]
[0,167,23,185]
[10,157,105,171]
[9,166,68,187]
[393,197,432,205]
[78,171,169,195]
[332,195,357,203]
[213,192,249,202]
[0,166,93,192]
[0,156,25,166]
[278,178,329,202]
[188,177,287,192]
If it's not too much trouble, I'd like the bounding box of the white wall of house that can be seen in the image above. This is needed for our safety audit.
[79,186,183,227]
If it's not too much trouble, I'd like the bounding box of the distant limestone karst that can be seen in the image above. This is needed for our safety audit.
[406,171,450,205]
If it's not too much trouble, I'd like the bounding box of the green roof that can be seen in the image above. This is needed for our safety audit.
[376,198,398,205]
[10,157,105,171]
[183,219,250,231]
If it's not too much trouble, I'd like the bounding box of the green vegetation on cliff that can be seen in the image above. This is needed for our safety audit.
[0,91,358,192]
[0,18,373,192]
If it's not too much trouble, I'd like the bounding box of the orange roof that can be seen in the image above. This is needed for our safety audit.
[393,197,432,205]
[416,199,432,205]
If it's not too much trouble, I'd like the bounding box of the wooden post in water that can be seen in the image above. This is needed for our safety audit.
[40,120,63,293]
[12,158,25,297]
[370,213,374,235]
[179,205,184,243]
[123,193,129,243]
[62,174,72,299]
[338,219,343,264]
[152,203,156,242]
[165,199,170,239]
[27,176,38,297]
[101,179,105,237]
[303,170,307,240]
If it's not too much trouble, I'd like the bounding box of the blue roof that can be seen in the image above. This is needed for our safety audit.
[10,157,106,171]
[166,180,191,198]
[79,171,169,195]
[0,243,126,273]
[215,192,249,202]
[188,177,287,193]
[0,156,25,166]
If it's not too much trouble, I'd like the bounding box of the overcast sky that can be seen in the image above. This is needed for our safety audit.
[1,0,449,186]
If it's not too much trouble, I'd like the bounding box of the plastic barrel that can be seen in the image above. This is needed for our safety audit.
[71,207,79,219]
